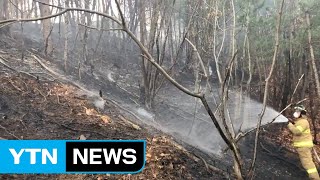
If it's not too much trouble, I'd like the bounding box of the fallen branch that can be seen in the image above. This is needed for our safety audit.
[7,78,23,92]
[16,76,29,90]
[115,83,140,98]
[30,53,90,92]
[129,97,139,105]
[56,94,64,105]
[34,87,47,102]
[78,23,122,32]
[44,120,110,138]
[0,124,21,140]
[118,115,141,130]
[29,71,57,81]
[192,152,229,178]
[0,55,37,79]
[19,113,27,129]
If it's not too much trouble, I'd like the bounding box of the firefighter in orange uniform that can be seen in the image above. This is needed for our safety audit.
[288,105,320,179]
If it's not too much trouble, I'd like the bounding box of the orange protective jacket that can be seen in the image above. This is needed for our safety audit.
[287,115,313,148]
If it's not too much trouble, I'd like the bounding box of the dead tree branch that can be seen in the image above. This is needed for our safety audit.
[185,38,208,78]
[0,3,122,27]
[78,23,122,31]
[0,55,37,79]
[0,124,21,140]
[290,74,304,103]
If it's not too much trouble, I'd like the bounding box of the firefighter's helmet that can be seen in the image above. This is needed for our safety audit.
[294,104,307,113]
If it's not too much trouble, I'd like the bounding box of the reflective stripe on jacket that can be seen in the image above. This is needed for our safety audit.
[287,115,313,148]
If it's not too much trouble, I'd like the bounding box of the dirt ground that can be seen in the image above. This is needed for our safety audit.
[0,72,225,180]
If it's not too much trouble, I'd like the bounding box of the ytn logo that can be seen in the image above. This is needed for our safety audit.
[9,148,57,164]
[0,140,146,174]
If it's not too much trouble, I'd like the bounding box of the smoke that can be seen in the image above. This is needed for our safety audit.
[93,98,106,111]
[137,108,155,120]
[148,86,290,154]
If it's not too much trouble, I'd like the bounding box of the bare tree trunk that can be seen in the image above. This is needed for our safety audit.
[230,0,237,86]
[39,0,53,55]
[139,0,148,106]
[0,0,10,36]
[213,0,223,84]
[245,10,252,89]
[33,0,38,18]
[301,53,309,100]
[280,47,291,111]
[306,11,320,98]
[306,11,320,143]
[63,0,70,72]
[93,0,109,56]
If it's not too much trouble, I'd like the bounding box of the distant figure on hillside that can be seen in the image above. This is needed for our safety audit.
[287,105,319,180]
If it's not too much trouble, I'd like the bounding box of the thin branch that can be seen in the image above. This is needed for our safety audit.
[0,124,21,140]
[0,4,122,26]
[0,55,37,79]
[8,0,23,14]
[185,38,208,78]
[0,22,15,29]
[78,23,122,31]
[0,9,68,24]
[44,119,110,138]
[7,78,23,92]
[290,74,304,104]
[114,0,126,27]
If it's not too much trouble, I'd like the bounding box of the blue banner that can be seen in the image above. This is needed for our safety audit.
[0,140,146,174]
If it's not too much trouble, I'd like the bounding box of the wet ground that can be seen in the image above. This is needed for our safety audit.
[0,73,220,179]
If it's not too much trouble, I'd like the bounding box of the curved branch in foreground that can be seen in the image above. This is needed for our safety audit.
[0,8,121,26]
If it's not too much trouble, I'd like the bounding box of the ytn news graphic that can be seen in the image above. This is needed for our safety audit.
[0,140,146,174]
